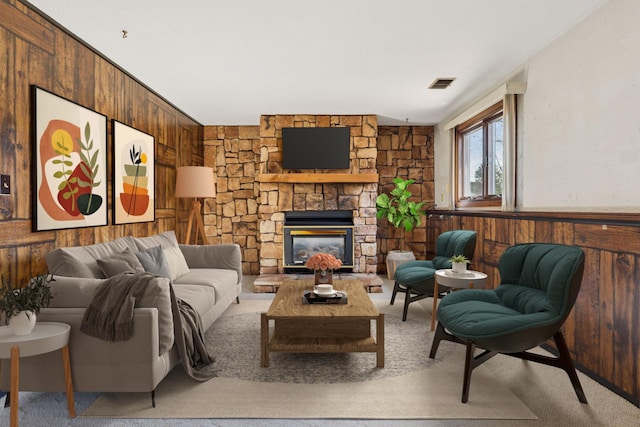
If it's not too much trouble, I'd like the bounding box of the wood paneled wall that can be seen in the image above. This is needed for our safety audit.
[0,0,203,286]
[427,212,639,405]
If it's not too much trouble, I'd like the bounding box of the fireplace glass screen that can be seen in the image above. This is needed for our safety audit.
[292,233,345,264]
[284,226,354,270]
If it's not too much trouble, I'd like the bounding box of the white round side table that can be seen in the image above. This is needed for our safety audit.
[0,322,75,427]
[431,269,488,331]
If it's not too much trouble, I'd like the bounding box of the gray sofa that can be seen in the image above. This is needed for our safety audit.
[0,231,242,394]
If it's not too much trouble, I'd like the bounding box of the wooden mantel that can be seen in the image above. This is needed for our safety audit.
[257,173,379,184]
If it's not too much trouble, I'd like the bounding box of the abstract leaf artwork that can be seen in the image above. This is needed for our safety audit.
[33,86,108,231]
[113,120,155,224]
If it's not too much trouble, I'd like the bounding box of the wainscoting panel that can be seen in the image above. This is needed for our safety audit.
[427,213,639,405]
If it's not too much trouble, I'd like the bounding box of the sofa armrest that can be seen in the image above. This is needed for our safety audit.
[47,275,174,354]
[37,307,161,358]
[179,243,243,283]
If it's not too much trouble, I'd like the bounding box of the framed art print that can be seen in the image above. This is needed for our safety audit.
[32,86,108,231]
[112,120,155,224]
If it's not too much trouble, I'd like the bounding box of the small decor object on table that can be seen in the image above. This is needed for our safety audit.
[305,253,343,285]
[0,274,54,336]
[450,254,470,274]
[302,290,348,305]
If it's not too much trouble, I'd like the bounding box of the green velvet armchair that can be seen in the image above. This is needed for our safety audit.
[429,243,587,404]
[391,230,477,321]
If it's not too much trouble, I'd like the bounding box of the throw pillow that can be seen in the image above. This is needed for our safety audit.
[134,231,190,280]
[135,245,172,279]
[96,247,145,278]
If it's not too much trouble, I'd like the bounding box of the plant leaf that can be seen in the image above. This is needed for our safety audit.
[90,150,99,168]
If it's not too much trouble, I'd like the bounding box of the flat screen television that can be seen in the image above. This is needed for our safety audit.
[282,127,350,169]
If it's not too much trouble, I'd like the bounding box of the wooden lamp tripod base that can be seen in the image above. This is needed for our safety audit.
[184,199,209,245]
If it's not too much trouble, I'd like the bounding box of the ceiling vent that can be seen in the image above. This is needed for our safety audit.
[429,78,456,89]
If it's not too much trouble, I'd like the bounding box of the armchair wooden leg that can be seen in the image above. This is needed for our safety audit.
[461,343,498,403]
[390,282,400,305]
[509,331,588,404]
[430,321,469,358]
[402,288,411,321]
[429,321,446,358]
[507,331,589,405]
[462,342,475,403]
[553,331,588,404]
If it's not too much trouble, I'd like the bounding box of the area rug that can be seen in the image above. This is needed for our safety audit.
[81,299,537,420]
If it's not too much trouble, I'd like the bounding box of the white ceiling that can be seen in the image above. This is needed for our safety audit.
[27,0,607,126]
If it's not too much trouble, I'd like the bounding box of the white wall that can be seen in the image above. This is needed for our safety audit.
[435,0,640,212]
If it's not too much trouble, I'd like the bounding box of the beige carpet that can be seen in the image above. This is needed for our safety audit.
[81,300,537,420]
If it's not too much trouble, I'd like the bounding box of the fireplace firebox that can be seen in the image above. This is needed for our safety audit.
[283,211,354,272]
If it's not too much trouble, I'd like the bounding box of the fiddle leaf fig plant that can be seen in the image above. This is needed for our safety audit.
[376,177,427,232]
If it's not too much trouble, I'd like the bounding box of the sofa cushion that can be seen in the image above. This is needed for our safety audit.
[134,231,190,281]
[173,269,238,301]
[136,246,172,279]
[394,266,436,286]
[97,247,145,278]
[173,284,216,319]
[46,236,138,279]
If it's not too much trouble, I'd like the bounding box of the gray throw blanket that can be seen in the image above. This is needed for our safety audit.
[80,272,217,381]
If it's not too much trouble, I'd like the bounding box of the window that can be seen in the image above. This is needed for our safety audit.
[455,102,503,208]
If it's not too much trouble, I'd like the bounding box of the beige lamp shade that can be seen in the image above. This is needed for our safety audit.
[175,166,216,199]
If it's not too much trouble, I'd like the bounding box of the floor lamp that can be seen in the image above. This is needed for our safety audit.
[175,166,216,245]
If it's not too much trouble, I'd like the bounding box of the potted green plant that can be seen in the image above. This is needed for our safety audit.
[450,254,470,274]
[376,177,428,278]
[0,274,54,335]
[376,177,427,232]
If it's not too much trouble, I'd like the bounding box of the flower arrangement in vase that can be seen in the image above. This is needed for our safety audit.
[305,253,343,285]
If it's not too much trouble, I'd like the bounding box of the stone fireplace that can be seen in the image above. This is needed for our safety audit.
[257,114,379,274]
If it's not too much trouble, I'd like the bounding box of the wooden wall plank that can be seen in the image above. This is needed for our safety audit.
[575,223,640,254]
[0,1,54,54]
[94,56,117,119]
[0,220,54,246]
[612,253,636,395]
[16,39,42,220]
[514,219,535,243]
[571,248,601,371]
[482,240,507,267]
[0,27,15,221]
[553,221,575,245]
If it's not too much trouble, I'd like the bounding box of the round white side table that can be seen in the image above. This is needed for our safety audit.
[431,269,488,331]
[0,322,75,427]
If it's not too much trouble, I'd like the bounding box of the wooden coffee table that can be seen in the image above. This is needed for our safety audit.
[261,279,384,368]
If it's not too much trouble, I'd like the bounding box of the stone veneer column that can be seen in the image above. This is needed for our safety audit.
[376,126,435,273]
[258,115,379,274]
[203,126,261,275]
